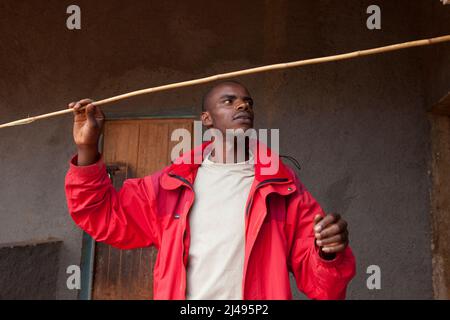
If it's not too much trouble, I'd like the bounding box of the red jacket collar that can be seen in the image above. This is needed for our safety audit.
[160,140,294,190]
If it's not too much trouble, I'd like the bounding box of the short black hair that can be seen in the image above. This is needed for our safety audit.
[201,80,247,112]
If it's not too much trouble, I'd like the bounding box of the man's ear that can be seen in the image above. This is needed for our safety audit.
[201,111,213,127]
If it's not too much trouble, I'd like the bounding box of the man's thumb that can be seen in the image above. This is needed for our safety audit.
[313,214,322,225]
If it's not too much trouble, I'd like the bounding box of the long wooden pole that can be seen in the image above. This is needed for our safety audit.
[1,34,450,129]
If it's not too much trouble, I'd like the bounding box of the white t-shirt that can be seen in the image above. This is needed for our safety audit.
[186,153,255,300]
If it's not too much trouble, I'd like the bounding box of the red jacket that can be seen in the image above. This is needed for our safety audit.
[65,141,356,300]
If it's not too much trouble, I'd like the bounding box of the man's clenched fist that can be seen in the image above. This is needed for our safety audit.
[313,213,349,259]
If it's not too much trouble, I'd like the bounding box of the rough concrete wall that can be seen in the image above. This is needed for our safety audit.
[0,0,447,299]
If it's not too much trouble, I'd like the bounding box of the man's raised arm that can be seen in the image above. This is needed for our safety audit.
[64,99,160,250]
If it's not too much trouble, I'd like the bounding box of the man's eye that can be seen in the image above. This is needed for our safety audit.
[224,99,232,104]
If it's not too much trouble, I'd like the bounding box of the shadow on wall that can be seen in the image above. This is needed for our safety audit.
[0,238,62,299]
[325,175,356,215]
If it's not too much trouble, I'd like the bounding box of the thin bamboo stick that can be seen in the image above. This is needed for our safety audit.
[1,34,450,129]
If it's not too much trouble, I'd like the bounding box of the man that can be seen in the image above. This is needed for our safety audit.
[65,81,356,300]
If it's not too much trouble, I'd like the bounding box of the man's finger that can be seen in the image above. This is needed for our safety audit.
[85,104,97,125]
[73,101,84,115]
[314,213,339,233]
[321,243,347,254]
[71,99,93,113]
[316,219,347,239]
[93,105,105,121]
[313,214,323,226]
[78,98,93,105]
[316,232,347,246]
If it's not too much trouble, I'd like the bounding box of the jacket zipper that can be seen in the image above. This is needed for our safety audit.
[168,173,194,299]
[169,173,194,189]
[243,177,291,299]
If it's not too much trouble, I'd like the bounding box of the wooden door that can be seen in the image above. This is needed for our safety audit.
[429,93,450,299]
[92,118,193,300]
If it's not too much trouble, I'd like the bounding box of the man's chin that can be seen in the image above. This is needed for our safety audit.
[236,124,253,131]
[225,125,254,136]
[219,123,254,136]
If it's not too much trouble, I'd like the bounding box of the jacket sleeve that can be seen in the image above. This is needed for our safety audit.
[287,175,356,300]
[64,154,161,250]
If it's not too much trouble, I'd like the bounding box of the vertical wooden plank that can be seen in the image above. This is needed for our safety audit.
[119,249,136,299]
[103,122,140,176]
[429,114,450,299]
[92,242,109,299]
[106,245,122,299]
[136,122,170,177]
[138,247,155,299]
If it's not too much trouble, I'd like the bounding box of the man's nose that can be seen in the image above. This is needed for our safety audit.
[235,100,251,111]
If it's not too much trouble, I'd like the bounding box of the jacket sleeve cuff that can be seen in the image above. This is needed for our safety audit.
[313,241,345,268]
[68,154,107,178]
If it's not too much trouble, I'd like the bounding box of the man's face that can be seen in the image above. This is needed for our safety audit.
[201,83,254,135]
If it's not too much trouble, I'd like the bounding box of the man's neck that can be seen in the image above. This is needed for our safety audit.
[209,137,251,164]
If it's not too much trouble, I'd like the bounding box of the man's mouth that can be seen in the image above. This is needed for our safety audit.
[233,113,253,121]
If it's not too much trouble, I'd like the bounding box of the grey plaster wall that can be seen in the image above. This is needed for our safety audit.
[0,0,448,299]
